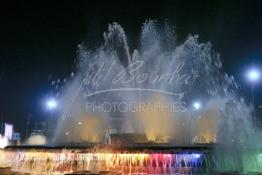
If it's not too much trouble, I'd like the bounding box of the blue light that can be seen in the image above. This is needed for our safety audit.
[46,98,57,110]
[193,101,201,110]
[247,68,260,83]
[192,153,201,158]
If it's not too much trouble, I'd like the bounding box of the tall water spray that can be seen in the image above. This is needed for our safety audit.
[53,21,261,147]
[48,24,262,175]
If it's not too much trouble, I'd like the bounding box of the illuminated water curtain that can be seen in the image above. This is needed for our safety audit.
[0,150,205,174]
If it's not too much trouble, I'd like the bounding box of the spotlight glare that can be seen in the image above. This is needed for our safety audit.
[193,101,201,110]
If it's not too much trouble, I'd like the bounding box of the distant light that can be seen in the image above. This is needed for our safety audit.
[247,68,260,83]
[4,123,13,140]
[0,135,8,149]
[78,121,82,125]
[193,101,201,110]
[65,132,69,136]
[46,98,57,110]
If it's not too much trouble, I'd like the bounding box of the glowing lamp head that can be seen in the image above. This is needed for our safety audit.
[247,68,260,83]
[193,101,201,110]
[46,98,57,110]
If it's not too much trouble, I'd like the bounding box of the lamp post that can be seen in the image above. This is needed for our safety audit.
[246,68,260,120]
[189,101,202,144]
[246,68,260,105]
[46,98,57,140]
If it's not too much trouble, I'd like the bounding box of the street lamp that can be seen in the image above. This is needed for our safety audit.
[45,98,58,140]
[189,101,202,144]
[247,68,260,83]
[246,68,261,105]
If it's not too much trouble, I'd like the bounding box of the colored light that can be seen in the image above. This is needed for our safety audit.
[192,153,201,158]
[0,151,205,174]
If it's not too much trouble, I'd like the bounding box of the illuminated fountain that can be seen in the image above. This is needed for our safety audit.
[1,21,262,174]
[53,20,261,147]
[0,148,207,174]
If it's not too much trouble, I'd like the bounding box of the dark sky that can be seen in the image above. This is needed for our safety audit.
[0,1,262,135]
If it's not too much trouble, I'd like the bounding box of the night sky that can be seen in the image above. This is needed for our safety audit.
[0,1,262,136]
